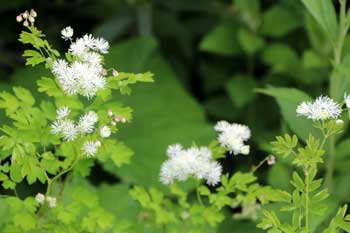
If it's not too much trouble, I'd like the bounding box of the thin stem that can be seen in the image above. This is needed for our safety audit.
[325,136,336,191]
[304,169,310,233]
[327,0,350,191]
[196,181,203,206]
[251,156,270,173]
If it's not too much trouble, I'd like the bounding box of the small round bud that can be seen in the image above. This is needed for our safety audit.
[111,120,116,126]
[22,11,29,19]
[16,15,23,22]
[30,9,37,18]
[241,145,250,155]
[23,20,29,27]
[28,16,35,23]
[46,196,57,208]
[120,116,126,123]
[35,193,45,204]
[267,155,276,165]
[107,109,113,116]
[336,119,344,125]
[112,69,119,76]
[95,140,101,147]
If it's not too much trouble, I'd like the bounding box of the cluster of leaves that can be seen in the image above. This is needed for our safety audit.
[258,127,350,233]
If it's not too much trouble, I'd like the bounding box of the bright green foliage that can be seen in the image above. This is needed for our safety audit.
[258,118,349,233]
[0,16,153,232]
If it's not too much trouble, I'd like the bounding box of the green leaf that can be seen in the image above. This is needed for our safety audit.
[226,75,256,108]
[261,5,301,37]
[301,0,338,43]
[261,44,299,73]
[199,22,241,56]
[103,37,214,189]
[237,29,265,54]
[13,87,35,106]
[257,86,321,141]
[22,50,46,66]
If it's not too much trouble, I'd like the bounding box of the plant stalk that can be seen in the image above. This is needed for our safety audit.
[304,169,310,233]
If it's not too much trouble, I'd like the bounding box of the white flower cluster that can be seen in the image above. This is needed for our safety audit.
[51,28,110,98]
[160,144,222,186]
[35,193,56,208]
[214,121,251,155]
[296,96,341,121]
[51,106,113,157]
[51,106,98,141]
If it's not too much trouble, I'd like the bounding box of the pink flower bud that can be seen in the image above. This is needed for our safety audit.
[30,9,37,17]
[107,109,113,116]
[28,16,35,23]
[23,20,29,27]
[22,11,29,19]
[111,120,116,126]
[95,140,101,147]
[16,15,23,22]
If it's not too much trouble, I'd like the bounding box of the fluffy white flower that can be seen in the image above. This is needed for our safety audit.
[35,193,45,204]
[166,144,182,158]
[214,121,251,155]
[61,26,73,40]
[345,93,350,109]
[69,38,88,57]
[61,120,78,141]
[56,106,70,119]
[46,196,56,208]
[82,141,100,157]
[100,126,111,138]
[160,145,222,186]
[78,111,98,134]
[51,119,78,141]
[93,37,109,54]
[296,96,341,121]
[51,120,63,135]
[82,34,95,49]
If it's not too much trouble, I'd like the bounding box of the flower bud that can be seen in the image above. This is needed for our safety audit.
[28,16,35,23]
[16,15,23,22]
[267,155,276,165]
[107,109,113,116]
[30,9,37,17]
[112,69,119,76]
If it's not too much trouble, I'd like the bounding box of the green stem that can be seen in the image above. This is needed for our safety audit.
[325,136,336,191]
[196,181,203,206]
[304,169,310,233]
[327,0,350,192]
[251,156,270,173]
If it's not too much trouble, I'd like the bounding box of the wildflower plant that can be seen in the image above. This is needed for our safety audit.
[130,121,290,232]
[0,10,153,232]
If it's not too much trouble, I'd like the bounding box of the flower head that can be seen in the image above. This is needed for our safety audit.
[160,145,222,186]
[56,106,70,119]
[51,119,78,141]
[35,193,45,204]
[78,111,98,134]
[82,140,101,157]
[61,26,74,40]
[46,196,56,208]
[296,96,341,121]
[100,126,111,138]
[214,121,251,155]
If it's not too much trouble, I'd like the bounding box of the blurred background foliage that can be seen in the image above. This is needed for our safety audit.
[1,0,350,232]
